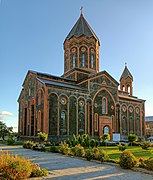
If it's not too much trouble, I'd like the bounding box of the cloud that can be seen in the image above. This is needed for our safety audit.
[0,117,7,121]
[0,111,14,116]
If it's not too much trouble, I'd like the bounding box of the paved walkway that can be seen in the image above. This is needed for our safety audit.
[0,145,153,180]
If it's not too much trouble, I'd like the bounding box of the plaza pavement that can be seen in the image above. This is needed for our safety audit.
[0,144,153,180]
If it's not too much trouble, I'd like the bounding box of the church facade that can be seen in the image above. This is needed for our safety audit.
[18,12,145,141]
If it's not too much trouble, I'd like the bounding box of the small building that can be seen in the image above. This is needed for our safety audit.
[18,12,145,142]
[145,116,153,138]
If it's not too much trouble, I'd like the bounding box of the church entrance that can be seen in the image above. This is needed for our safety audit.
[99,116,112,139]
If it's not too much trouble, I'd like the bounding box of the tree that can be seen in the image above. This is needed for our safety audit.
[128,134,138,146]
[0,121,13,140]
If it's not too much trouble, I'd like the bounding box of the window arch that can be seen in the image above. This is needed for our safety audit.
[102,97,107,114]
[103,126,109,134]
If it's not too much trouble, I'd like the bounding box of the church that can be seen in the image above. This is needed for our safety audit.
[18,12,145,141]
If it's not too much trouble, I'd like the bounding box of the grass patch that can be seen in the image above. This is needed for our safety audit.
[98,146,153,160]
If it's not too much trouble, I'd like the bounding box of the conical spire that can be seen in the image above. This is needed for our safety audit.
[65,11,100,44]
[120,63,133,81]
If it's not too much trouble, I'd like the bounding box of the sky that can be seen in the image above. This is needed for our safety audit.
[0,0,153,130]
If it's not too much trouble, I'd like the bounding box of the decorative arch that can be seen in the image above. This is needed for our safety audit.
[79,45,88,68]
[70,47,77,68]
[93,87,116,106]
[89,47,96,69]
[69,95,77,135]
[48,93,58,135]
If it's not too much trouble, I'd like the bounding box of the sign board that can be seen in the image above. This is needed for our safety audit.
[113,133,120,142]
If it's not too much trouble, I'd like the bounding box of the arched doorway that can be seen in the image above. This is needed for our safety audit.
[103,126,109,134]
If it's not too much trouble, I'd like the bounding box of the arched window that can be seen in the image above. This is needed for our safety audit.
[127,85,130,93]
[91,54,94,68]
[104,126,109,134]
[82,53,85,67]
[72,54,75,68]
[60,111,66,135]
[102,97,107,114]
[122,85,125,91]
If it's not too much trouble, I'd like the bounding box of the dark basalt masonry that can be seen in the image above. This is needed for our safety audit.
[18,13,145,141]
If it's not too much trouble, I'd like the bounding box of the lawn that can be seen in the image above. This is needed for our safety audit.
[99,146,153,160]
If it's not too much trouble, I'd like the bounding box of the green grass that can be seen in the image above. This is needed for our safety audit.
[99,146,153,160]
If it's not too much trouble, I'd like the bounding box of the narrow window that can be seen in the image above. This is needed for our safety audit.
[94,113,98,132]
[72,54,75,68]
[91,54,94,68]
[102,97,107,114]
[60,111,66,135]
[82,54,85,67]
[122,85,125,91]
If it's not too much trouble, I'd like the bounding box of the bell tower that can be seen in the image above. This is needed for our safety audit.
[120,64,133,96]
[63,10,100,81]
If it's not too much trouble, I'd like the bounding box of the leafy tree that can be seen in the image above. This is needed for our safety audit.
[0,121,13,140]
[128,134,138,146]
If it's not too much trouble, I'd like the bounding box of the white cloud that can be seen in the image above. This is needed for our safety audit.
[0,117,7,121]
[0,111,14,116]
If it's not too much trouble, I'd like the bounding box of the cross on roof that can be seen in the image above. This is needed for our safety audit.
[80,6,83,15]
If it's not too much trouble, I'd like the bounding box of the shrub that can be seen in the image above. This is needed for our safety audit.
[37,132,48,142]
[30,164,48,177]
[66,137,72,147]
[89,139,96,148]
[119,151,137,169]
[0,150,48,179]
[100,134,110,142]
[128,134,138,146]
[141,141,150,150]
[92,147,99,160]
[118,143,127,151]
[98,149,108,163]
[72,134,79,147]
[75,144,85,157]
[85,148,93,161]
[70,144,85,157]
[82,134,90,147]
[143,157,153,171]
[43,141,51,146]
[49,145,60,153]
[59,141,70,155]
[23,141,35,149]
[0,151,32,179]
[7,136,15,145]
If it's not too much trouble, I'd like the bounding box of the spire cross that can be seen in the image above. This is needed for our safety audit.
[80,6,83,15]
[125,62,127,67]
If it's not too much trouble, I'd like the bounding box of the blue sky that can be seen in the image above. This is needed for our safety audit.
[0,0,153,130]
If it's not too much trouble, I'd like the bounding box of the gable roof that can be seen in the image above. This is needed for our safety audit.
[65,13,100,45]
[37,78,87,92]
[89,70,119,86]
[120,65,133,81]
